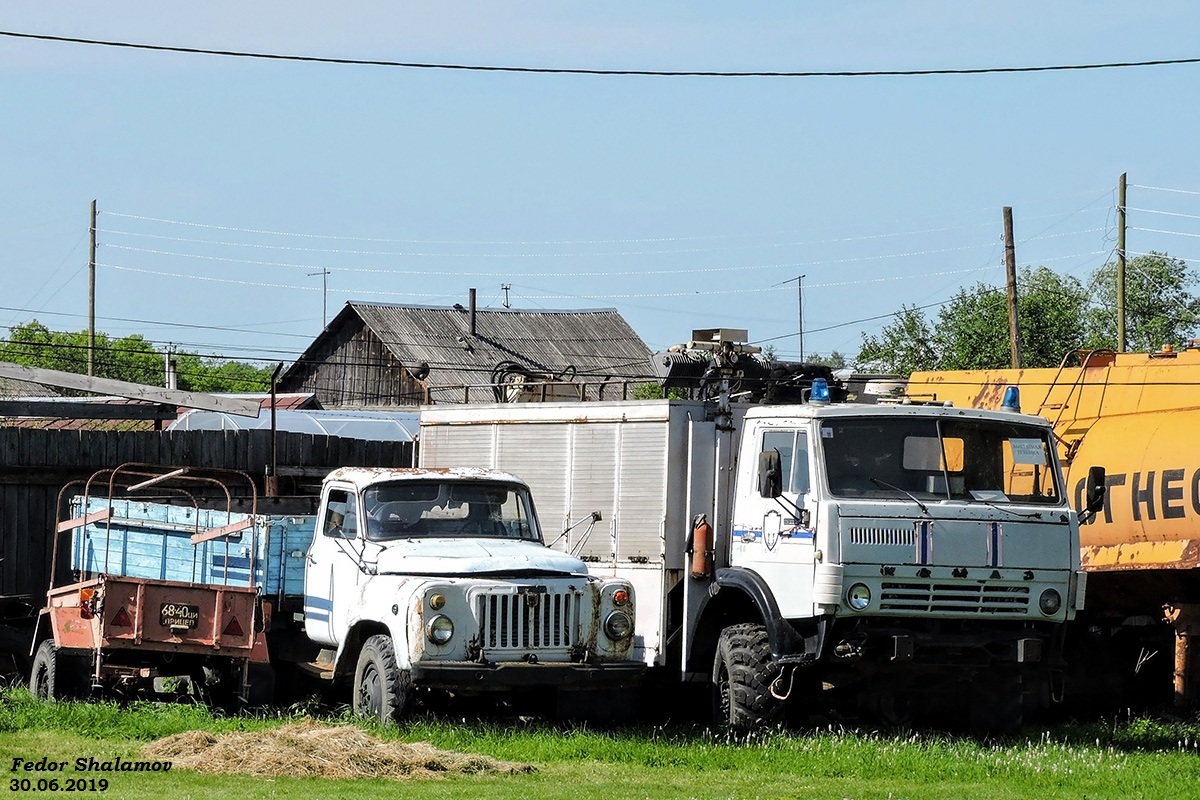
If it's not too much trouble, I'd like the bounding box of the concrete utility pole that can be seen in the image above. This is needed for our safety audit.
[1117,172,1127,353]
[88,199,97,376]
[1003,206,1022,369]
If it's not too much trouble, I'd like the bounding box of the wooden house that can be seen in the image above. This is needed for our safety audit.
[277,300,654,407]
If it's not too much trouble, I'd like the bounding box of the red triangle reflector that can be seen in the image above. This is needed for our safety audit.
[223,617,244,637]
[110,607,132,628]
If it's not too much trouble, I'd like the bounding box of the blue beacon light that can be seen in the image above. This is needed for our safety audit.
[1001,386,1021,413]
[809,377,831,405]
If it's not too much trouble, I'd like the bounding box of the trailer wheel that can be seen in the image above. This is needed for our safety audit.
[353,635,411,725]
[712,623,783,730]
[29,641,90,702]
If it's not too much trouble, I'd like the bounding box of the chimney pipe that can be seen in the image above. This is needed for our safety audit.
[469,288,477,336]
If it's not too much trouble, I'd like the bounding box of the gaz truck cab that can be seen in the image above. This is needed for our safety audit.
[302,467,643,723]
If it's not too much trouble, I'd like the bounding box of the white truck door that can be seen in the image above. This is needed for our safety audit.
[731,423,818,618]
[304,486,365,646]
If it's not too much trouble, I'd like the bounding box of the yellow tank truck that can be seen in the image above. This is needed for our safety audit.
[906,344,1200,711]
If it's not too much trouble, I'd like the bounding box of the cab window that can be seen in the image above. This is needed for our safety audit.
[762,430,810,494]
[322,489,358,539]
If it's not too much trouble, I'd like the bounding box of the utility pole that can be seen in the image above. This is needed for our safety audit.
[1003,206,1022,369]
[308,269,330,327]
[501,283,512,309]
[88,199,97,376]
[164,344,177,390]
[772,275,806,360]
[797,274,805,362]
[1117,172,1127,353]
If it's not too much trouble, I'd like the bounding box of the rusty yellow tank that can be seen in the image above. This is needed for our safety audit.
[907,345,1200,573]
[908,344,1200,708]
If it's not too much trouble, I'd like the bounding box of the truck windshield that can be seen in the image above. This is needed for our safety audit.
[820,416,1062,505]
[362,481,542,542]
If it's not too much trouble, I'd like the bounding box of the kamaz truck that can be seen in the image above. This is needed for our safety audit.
[419,331,1104,732]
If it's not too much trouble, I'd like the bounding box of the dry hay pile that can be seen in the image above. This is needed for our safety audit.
[142,720,535,781]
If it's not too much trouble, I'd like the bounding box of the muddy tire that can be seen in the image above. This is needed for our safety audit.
[353,635,412,725]
[30,640,90,702]
[712,623,783,730]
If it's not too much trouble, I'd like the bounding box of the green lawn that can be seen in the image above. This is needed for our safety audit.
[2,688,1199,800]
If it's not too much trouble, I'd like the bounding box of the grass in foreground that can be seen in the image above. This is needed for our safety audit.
[1,687,1199,800]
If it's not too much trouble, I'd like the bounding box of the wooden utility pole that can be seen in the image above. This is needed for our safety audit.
[1003,206,1022,368]
[1117,173,1127,353]
[88,199,97,376]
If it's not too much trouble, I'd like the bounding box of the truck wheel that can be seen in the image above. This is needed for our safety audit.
[353,635,412,725]
[712,623,783,730]
[30,640,90,701]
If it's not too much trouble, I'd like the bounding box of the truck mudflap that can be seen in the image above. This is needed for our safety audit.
[714,567,826,665]
[408,660,646,691]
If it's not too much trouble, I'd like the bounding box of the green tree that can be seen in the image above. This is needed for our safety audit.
[1082,252,1200,352]
[806,351,849,369]
[857,267,1094,375]
[856,305,937,375]
[0,320,274,394]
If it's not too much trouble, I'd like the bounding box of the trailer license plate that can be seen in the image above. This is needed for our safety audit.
[160,603,200,630]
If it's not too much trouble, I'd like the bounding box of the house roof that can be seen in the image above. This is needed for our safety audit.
[290,302,654,392]
[0,378,59,398]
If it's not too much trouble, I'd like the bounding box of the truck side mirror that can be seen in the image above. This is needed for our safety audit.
[758,450,782,498]
[1085,465,1106,514]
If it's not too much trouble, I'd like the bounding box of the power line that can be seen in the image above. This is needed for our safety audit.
[1130,184,1200,197]
[4,30,1200,77]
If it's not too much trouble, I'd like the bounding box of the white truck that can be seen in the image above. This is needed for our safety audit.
[35,464,643,723]
[419,359,1105,733]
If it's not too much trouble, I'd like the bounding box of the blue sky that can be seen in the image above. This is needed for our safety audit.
[3,2,1200,374]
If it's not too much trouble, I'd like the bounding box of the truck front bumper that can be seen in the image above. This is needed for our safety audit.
[410,660,646,690]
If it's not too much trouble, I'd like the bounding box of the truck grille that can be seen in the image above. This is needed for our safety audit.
[475,591,579,650]
[848,526,915,546]
[879,581,1030,615]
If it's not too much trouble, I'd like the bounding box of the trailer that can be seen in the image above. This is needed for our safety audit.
[32,466,278,704]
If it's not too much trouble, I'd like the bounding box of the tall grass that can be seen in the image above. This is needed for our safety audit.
[4,686,1200,800]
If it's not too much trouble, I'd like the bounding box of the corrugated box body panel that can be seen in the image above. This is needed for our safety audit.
[69,497,315,596]
[420,401,719,564]
[610,421,669,561]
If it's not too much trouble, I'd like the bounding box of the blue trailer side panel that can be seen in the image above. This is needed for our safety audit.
[69,497,315,597]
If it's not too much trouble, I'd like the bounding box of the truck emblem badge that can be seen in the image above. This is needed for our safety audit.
[763,511,782,551]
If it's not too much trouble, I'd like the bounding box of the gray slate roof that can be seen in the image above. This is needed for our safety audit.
[349,302,653,389]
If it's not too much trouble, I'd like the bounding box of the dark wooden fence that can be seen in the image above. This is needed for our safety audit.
[0,428,414,611]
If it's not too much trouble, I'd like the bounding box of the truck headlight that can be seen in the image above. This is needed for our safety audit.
[846,583,872,611]
[603,610,633,641]
[1038,589,1062,616]
[426,614,454,645]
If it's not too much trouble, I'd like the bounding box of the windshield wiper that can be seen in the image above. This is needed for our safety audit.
[869,477,930,516]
